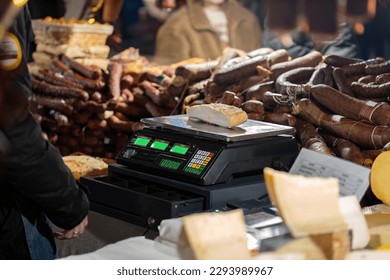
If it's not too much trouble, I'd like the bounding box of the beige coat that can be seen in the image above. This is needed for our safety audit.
[154,0,262,64]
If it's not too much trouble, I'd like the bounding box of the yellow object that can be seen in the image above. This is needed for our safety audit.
[0,32,22,71]
[91,0,105,12]
[370,151,390,205]
[13,0,28,6]
[170,57,206,69]
[377,245,390,250]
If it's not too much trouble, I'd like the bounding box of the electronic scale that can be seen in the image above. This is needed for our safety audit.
[81,115,299,228]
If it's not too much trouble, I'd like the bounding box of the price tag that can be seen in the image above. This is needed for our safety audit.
[289,148,370,202]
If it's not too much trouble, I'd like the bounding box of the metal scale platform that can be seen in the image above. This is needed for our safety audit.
[81,115,299,228]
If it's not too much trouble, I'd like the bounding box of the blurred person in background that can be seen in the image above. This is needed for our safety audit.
[0,3,89,259]
[260,0,362,59]
[260,0,390,60]
[154,0,262,64]
[142,0,178,22]
[100,0,125,54]
[120,0,173,56]
[263,22,363,59]
[28,0,66,19]
[237,0,267,30]
[356,0,390,60]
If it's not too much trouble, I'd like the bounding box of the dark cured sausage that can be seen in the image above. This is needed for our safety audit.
[310,84,390,126]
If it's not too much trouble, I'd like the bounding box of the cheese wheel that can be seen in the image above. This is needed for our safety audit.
[370,151,390,205]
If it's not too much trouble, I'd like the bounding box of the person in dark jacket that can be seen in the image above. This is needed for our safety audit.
[0,4,89,260]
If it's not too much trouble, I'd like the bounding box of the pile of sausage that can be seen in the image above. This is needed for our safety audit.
[175,48,390,167]
[30,48,390,165]
[30,54,177,158]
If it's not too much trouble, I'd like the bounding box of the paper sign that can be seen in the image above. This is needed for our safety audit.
[289,148,370,202]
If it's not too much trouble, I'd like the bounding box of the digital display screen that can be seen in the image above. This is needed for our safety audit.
[159,159,181,170]
[170,144,189,155]
[151,140,169,150]
[134,137,150,147]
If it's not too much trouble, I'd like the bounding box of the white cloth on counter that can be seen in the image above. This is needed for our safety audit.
[60,236,181,260]
[60,217,192,260]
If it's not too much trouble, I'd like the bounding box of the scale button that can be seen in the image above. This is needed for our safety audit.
[122,149,135,158]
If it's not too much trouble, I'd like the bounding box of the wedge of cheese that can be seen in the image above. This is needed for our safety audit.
[182,209,250,260]
[187,103,248,128]
[263,167,347,237]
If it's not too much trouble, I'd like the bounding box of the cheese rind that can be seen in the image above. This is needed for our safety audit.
[186,103,248,128]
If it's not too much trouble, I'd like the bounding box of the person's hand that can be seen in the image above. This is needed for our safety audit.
[162,0,176,9]
[54,216,89,240]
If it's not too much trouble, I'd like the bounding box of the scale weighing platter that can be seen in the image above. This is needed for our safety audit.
[141,115,294,142]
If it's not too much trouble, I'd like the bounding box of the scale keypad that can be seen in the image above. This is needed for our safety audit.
[184,150,215,175]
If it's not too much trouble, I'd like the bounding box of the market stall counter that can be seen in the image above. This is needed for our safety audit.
[60,236,181,260]
[60,210,390,260]
[54,211,159,258]
[60,217,187,260]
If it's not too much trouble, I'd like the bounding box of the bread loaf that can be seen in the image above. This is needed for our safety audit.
[63,155,108,180]
[186,103,248,128]
[36,44,110,59]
